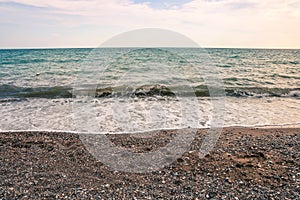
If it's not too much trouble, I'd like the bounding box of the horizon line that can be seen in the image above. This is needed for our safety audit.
[0,46,299,50]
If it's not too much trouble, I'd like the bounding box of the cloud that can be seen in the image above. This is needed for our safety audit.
[0,0,299,48]
[133,0,192,9]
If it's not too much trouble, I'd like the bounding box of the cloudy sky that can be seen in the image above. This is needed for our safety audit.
[0,0,299,48]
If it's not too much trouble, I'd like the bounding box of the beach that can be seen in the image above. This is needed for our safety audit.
[0,48,299,199]
[1,1,300,199]
[1,127,299,199]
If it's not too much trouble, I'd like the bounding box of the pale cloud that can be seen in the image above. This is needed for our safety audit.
[0,0,299,48]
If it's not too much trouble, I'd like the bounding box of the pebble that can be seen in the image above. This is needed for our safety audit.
[0,128,299,199]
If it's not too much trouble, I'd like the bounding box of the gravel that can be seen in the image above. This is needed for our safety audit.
[0,127,299,199]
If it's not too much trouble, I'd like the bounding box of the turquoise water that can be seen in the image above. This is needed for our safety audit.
[0,48,299,132]
[0,48,299,99]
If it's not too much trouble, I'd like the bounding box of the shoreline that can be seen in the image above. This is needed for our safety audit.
[1,123,300,134]
[1,127,299,199]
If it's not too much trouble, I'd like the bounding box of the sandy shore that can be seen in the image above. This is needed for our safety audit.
[0,127,299,199]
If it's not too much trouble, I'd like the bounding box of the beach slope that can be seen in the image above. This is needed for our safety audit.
[0,127,299,199]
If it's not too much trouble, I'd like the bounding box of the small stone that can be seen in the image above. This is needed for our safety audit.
[236,163,243,168]
[257,163,262,168]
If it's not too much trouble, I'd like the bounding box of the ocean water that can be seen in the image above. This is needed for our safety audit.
[0,48,299,132]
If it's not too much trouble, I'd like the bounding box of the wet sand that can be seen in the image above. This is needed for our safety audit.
[0,127,299,199]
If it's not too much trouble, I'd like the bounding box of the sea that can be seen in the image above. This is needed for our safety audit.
[0,48,299,133]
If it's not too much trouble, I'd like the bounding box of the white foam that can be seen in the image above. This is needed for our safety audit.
[0,97,299,133]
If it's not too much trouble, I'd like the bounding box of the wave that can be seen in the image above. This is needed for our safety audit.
[225,87,300,98]
[0,59,80,65]
[0,85,72,99]
[270,60,300,65]
[276,74,300,80]
[94,85,176,98]
[217,64,232,68]
[1,84,299,99]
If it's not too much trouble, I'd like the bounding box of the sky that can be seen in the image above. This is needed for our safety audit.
[0,0,299,48]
